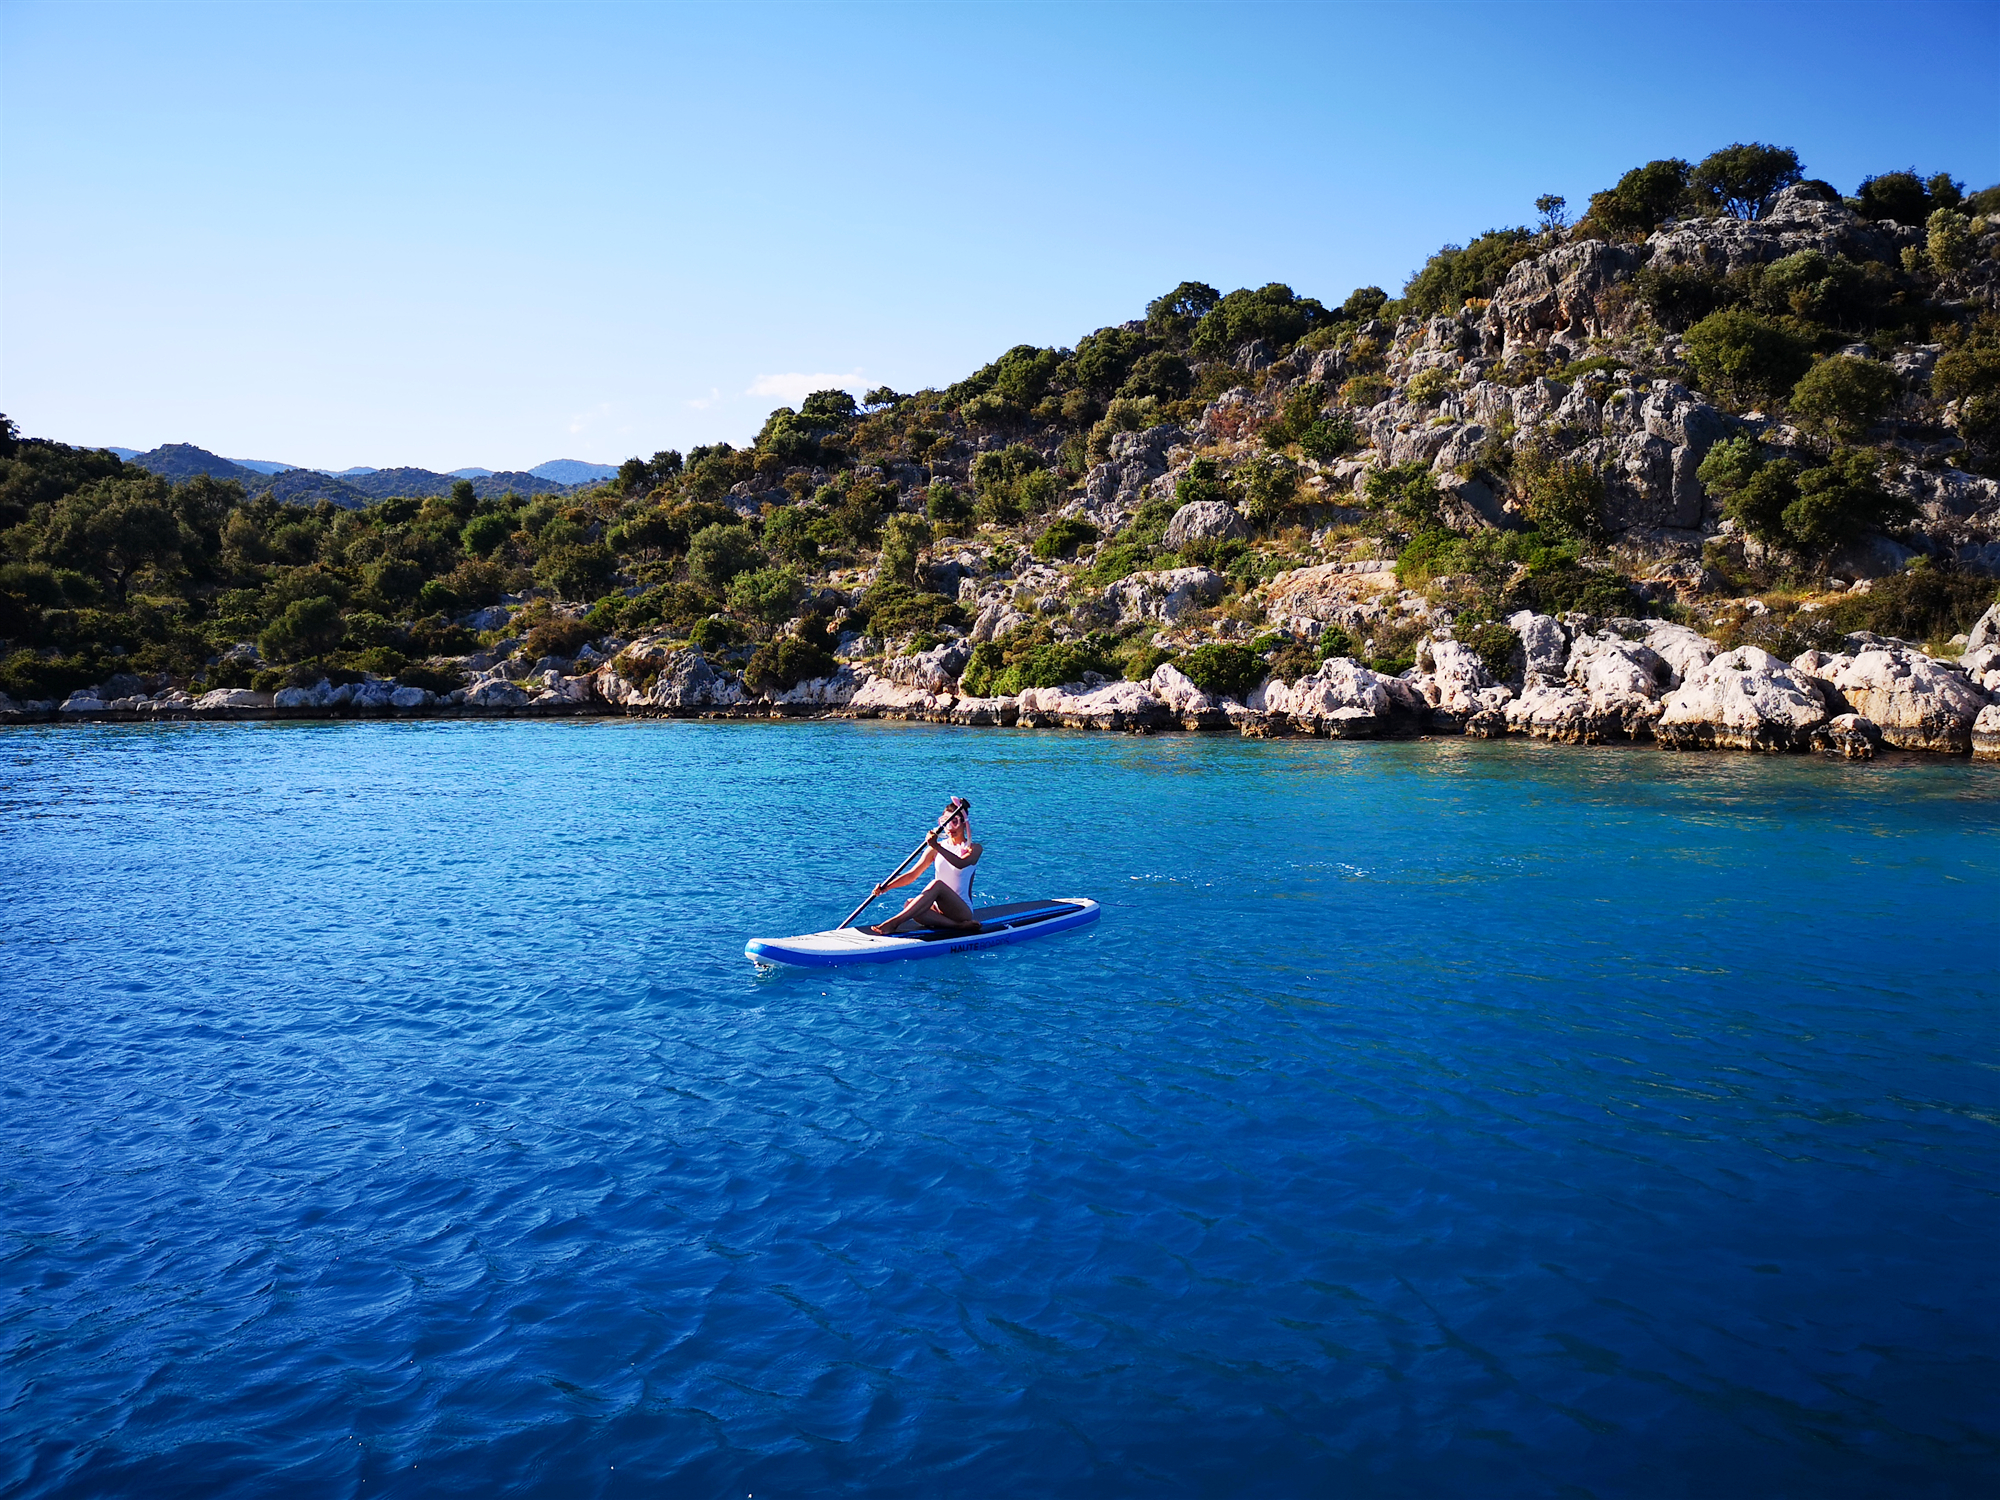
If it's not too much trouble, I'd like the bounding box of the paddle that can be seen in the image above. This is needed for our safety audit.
[836,797,968,930]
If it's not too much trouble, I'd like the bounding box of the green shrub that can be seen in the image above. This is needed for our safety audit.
[1683,308,1815,406]
[461,512,513,556]
[1402,228,1537,316]
[344,646,408,677]
[1297,412,1358,462]
[1122,643,1175,681]
[760,506,820,566]
[1239,454,1298,522]
[1264,382,1328,449]
[1407,367,1457,405]
[854,582,963,638]
[1854,170,1932,224]
[1790,356,1900,443]
[958,641,1005,697]
[1928,208,1973,273]
[1782,450,1912,558]
[1465,622,1520,680]
[1190,283,1332,358]
[689,615,746,652]
[1179,642,1263,699]
[258,595,344,662]
[746,636,837,691]
[1341,374,1389,408]
[1171,457,1229,509]
[877,515,931,587]
[1583,158,1692,237]
[1823,561,1997,645]
[1317,624,1357,660]
[725,566,800,625]
[397,661,466,695]
[1364,463,1444,532]
[1513,442,1603,541]
[1081,540,1155,585]
[924,481,972,527]
[1633,264,1729,330]
[687,522,762,590]
[522,616,597,660]
[1032,517,1099,560]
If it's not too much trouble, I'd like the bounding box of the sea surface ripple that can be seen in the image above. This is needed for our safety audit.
[2,720,1996,1497]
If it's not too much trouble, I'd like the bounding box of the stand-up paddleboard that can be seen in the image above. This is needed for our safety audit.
[747,898,1099,969]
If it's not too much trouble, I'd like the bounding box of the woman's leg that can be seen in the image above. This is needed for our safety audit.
[867,881,976,935]
[907,883,979,932]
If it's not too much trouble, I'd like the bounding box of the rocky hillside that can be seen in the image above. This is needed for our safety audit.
[4,145,1999,755]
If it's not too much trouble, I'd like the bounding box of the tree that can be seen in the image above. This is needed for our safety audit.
[1190,283,1332,358]
[37,473,184,603]
[1535,193,1568,232]
[1782,450,1911,559]
[448,478,477,512]
[1339,286,1389,320]
[1583,158,1691,237]
[1144,281,1221,342]
[876,514,930,587]
[1400,230,1536,316]
[1682,308,1814,406]
[725,565,800,625]
[1854,170,1932,224]
[1690,143,1802,220]
[259,595,345,661]
[1928,208,1973,273]
[861,387,906,409]
[1790,356,1900,444]
[799,389,859,426]
[462,511,513,556]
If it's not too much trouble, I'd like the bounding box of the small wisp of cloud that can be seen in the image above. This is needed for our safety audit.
[747,369,869,407]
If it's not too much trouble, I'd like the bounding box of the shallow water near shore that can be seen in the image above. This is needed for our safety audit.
[2,720,1996,1497]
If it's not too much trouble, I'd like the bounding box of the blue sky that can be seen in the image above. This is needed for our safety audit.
[2,0,1995,472]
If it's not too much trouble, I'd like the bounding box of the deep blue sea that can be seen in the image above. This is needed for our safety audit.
[2,720,1997,1498]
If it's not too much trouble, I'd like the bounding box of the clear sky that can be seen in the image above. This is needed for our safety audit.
[2,0,1995,473]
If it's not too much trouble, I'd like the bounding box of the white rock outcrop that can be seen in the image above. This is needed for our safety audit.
[1657,647,1829,752]
[1826,647,1990,754]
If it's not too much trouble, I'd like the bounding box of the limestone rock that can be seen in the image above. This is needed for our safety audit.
[1163,500,1248,548]
[1657,647,1829,752]
[1973,703,2000,759]
[766,666,866,707]
[1642,621,1718,683]
[1147,662,1216,716]
[1017,680,1170,731]
[193,688,275,710]
[464,678,530,709]
[1826,647,1989,754]
[1506,610,1571,685]
[1505,683,1598,742]
[1810,713,1880,760]
[948,695,1019,727]
[888,641,971,693]
[1103,566,1225,624]
[390,685,432,709]
[1263,658,1420,735]
[1483,239,1642,356]
[1967,602,2000,653]
[847,677,952,719]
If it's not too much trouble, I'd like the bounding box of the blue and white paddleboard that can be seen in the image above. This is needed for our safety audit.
[746,898,1100,969]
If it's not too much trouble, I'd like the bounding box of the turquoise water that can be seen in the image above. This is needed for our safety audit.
[2,720,1997,1497]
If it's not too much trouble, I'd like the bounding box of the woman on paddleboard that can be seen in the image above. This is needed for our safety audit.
[862,799,982,936]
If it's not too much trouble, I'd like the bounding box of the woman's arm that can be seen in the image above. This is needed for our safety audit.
[876,835,944,894]
[931,839,982,869]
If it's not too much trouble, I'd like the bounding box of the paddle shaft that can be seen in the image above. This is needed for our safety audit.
[837,799,966,929]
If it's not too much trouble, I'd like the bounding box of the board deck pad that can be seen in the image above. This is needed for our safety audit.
[746,898,1100,968]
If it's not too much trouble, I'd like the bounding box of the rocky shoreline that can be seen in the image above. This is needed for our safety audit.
[13,600,1999,761]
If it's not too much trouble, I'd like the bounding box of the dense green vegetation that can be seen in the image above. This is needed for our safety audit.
[5,141,1995,708]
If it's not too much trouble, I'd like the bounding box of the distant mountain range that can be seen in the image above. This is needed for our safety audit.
[99,445,617,506]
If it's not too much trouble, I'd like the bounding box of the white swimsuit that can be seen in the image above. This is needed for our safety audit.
[932,839,976,900]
